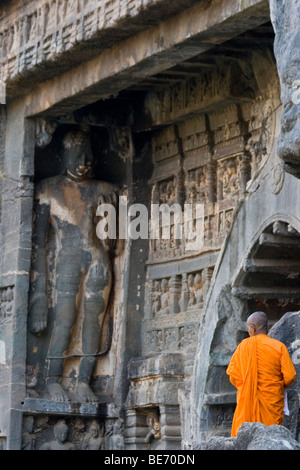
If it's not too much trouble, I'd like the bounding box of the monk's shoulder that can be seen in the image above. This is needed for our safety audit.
[265,335,286,351]
[238,336,253,351]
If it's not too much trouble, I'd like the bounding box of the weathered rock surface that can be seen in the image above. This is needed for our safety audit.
[195,423,300,450]
[195,311,300,450]
[270,0,300,177]
[269,311,300,439]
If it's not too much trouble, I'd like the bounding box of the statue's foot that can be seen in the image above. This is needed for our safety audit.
[47,382,70,402]
[76,382,98,403]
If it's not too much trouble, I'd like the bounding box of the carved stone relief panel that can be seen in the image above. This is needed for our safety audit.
[144,268,213,356]
[185,166,209,205]
[0,286,14,326]
[209,104,245,161]
[0,0,149,81]
[242,90,280,181]
[21,414,123,450]
[216,156,241,203]
[148,105,252,261]
[145,63,256,127]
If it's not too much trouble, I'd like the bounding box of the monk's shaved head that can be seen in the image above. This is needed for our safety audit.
[247,311,268,336]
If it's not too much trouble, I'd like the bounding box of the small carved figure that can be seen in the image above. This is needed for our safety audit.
[151,280,161,316]
[194,273,204,306]
[187,274,196,309]
[26,365,39,398]
[110,419,124,450]
[71,417,85,449]
[159,278,170,315]
[22,416,36,450]
[40,420,76,450]
[222,160,239,197]
[83,419,104,450]
[145,410,161,443]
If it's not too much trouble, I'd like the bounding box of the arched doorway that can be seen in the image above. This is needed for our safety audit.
[203,219,300,438]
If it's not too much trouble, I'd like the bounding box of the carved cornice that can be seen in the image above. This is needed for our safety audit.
[0,0,204,86]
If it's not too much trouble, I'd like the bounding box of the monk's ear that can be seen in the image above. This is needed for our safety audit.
[248,324,255,336]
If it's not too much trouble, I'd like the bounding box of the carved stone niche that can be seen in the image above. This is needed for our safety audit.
[270,0,300,177]
[125,405,182,451]
[126,354,185,406]
[217,156,241,203]
[26,127,121,407]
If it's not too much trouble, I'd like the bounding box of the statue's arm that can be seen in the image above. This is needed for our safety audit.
[97,188,125,256]
[28,198,50,334]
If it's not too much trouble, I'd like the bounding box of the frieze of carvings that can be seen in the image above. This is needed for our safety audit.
[146,69,227,125]
[0,286,14,325]
[144,269,210,355]
[22,414,124,450]
[209,104,246,161]
[150,126,182,184]
[179,115,210,160]
[0,0,147,82]
[148,90,280,262]
[147,268,213,321]
[144,322,199,355]
[152,127,180,165]
[148,206,236,262]
[145,63,256,127]
[148,189,239,262]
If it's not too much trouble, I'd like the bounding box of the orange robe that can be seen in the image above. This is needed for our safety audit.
[226,334,296,437]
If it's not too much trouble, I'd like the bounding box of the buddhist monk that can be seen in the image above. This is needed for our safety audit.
[226,311,296,437]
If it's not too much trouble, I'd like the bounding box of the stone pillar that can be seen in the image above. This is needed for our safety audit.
[159,405,181,450]
[202,267,213,301]
[207,161,217,204]
[124,409,148,450]
[169,275,181,314]
[240,154,252,194]
[179,274,189,312]
[0,99,35,449]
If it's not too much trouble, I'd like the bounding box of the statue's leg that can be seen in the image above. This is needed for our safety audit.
[77,255,112,403]
[46,275,80,402]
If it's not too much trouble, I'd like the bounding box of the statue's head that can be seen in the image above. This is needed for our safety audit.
[89,419,100,437]
[54,420,69,443]
[61,130,94,180]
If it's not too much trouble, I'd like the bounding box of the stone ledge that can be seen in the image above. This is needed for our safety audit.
[203,391,236,405]
[21,397,107,417]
